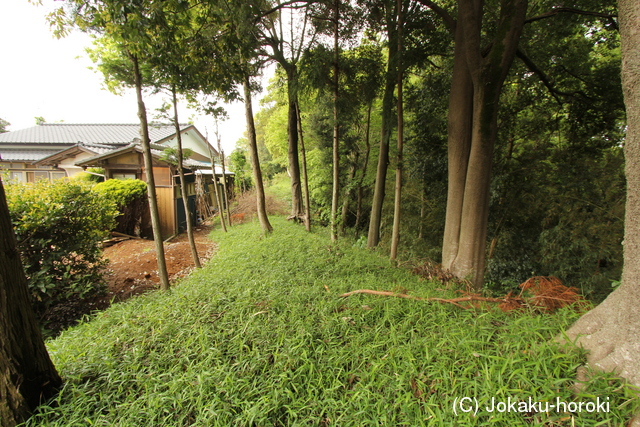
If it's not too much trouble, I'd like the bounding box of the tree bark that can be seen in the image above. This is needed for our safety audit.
[295,103,311,231]
[390,0,404,261]
[355,103,373,235]
[442,0,527,288]
[441,10,473,270]
[564,0,640,397]
[207,142,227,233]
[132,53,170,291]
[244,75,273,234]
[218,143,231,228]
[286,67,305,221]
[330,0,340,242]
[0,179,62,427]
[172,87,201,269]
[340,154,358,235]
[367,9,398,248]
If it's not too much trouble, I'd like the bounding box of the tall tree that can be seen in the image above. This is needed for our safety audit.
[55,0,172,290]
[431,0,528,287]
[367,0,399,248]
[389,0,405,260]
[330,0,340,242]
[259,1,317,222]
[131,53,172,290]
[0,179,62,426]
[564,0,640,394]
[244,74,274,234]
[171,88,202,268]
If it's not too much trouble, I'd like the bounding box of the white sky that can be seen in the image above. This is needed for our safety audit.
[0,1,272,155]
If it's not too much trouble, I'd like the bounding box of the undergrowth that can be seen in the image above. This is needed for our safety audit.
[27,217,639,426]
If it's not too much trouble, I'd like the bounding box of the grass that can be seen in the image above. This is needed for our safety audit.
[27,217,639,426]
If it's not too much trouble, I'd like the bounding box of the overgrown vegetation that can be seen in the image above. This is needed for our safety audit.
[28,218,639,426]
[93,178,149,236]
[5,180,116,326]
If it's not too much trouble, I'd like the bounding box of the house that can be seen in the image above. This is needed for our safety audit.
[0,123,234,239]
[0,123,215,181]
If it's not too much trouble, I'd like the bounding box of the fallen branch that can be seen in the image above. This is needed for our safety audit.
[339,277,587,314]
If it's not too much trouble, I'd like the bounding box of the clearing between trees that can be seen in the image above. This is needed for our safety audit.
[28,217,639,426]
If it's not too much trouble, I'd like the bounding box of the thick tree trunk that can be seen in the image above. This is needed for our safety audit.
[441,0,527,288]
[1,180,62,427]
[132,54,170,291]
[286,67,304,222]
[441,14,473,270]
[172,88,201,269]
[564,0,640,400]
[244,75,273,234]
[367,21,398,248]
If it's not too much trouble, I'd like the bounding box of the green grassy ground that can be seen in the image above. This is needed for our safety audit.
[27,217,638,426]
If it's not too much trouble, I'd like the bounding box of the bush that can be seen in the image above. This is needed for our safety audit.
[92,178,147,207]
[5,180,117,320]
[93,179,148,236]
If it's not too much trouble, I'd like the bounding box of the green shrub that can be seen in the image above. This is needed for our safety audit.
[5,180,117,319]
[93,179,149,236]
[92,178,147,208]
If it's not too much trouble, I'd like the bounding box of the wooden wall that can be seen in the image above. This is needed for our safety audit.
[155,187,175,239]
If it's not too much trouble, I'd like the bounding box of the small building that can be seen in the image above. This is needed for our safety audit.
[0,123,233,239]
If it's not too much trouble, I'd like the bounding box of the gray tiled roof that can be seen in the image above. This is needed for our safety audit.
[0,149,62,162]
[0,123,188,145]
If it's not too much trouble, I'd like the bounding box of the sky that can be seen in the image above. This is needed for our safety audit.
[0,1,271,155]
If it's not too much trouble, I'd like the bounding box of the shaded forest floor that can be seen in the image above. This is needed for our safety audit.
[31,217,639,426]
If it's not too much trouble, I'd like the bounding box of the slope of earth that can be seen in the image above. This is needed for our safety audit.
[29,218,640,426]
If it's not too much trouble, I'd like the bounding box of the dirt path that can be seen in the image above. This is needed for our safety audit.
[43,225,217,336]
[100,225,216,303]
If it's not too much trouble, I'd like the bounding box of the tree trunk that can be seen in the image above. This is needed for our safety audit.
[172,87,201,269]
[218,143,231,228]
[286,67,304,222]
[296,102,311,232]
[340,154,359,235]
[367,14,398,248]
[441,11,473,270]
[0,179,62,427]
[390,0,404,261]
[355,103,373,235]
[330,0,340,243]
[441,0,527,288]
[564,0,640,398]
[244,75,273,234]
[207,143,227,233]
[131,53,170,291]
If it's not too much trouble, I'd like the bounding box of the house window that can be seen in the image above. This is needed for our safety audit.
[9,171,25,182]
[51,172,66,180]
[112,172,137,180]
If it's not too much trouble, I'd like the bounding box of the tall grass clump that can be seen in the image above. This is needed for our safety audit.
[28,217,639,426]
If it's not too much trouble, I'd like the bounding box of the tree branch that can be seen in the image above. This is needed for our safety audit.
[415,0,456,33]
[516,48,591,102]
[259,0,315,21]
[525,7,618,30]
